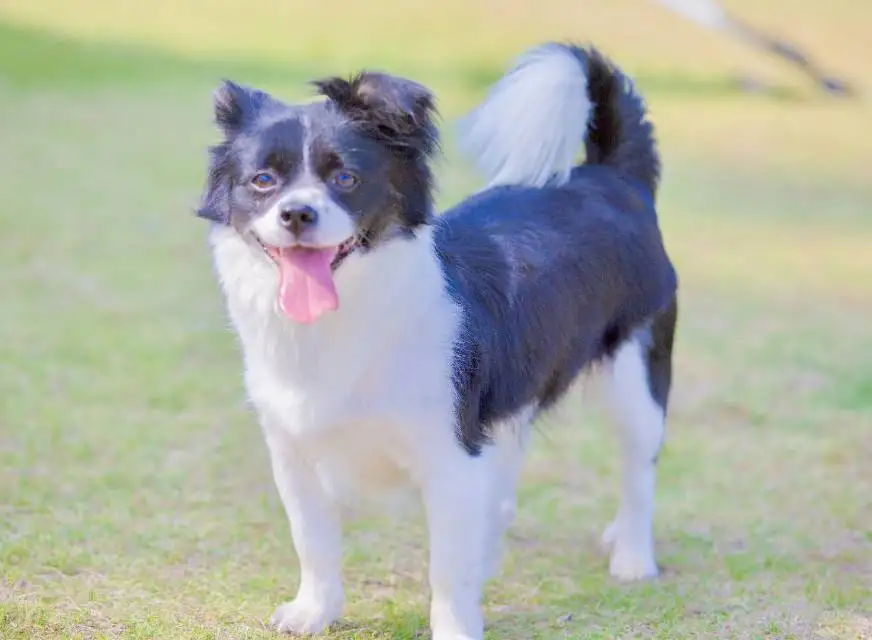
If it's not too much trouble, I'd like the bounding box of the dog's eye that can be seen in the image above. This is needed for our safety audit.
[331,170,359,191]
[251,172,276,190]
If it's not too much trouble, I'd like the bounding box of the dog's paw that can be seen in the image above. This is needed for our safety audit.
[270,597,340,635]
[608,543,658,582]
[430,602,483,640]
[602,520,658,582]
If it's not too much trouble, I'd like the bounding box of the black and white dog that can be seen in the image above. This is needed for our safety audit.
[198,42,677,639]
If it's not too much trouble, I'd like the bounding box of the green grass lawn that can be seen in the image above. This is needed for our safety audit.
[1,2,871,638]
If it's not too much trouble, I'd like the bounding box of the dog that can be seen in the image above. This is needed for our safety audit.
[197,42,677,640]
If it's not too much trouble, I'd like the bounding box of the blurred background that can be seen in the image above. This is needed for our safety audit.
[1,1,870,638]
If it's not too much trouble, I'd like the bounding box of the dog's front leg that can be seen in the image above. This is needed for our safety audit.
[263,421,344,634]
[423,446,491,640]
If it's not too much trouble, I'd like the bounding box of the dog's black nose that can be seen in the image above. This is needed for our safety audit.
[278,205,318,235]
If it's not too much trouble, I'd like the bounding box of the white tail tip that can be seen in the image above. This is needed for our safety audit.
[457,44,592,189]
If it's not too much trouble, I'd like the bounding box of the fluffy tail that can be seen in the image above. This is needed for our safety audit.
[457,43,660,194]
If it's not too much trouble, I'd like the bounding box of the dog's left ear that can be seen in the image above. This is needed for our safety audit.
[312,72,439,157]
[196,144,233,224]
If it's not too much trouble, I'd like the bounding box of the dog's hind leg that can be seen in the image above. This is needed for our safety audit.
[483,405,536,580]
[601,299,677,581]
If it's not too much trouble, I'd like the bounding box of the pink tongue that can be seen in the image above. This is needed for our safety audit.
[276,246,339,323]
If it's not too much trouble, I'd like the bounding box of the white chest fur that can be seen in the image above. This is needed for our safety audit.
[209,224,462,505]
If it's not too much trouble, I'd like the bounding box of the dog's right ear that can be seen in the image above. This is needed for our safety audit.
[212,80,272,136]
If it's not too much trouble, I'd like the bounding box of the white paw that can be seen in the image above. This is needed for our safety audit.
[270,597,340,635]
[430,603,483,640]
[602,521,658,581]
[608,544,658,581]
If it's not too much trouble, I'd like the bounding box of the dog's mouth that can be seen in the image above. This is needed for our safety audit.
[255,235,359,271]
[253,235,359,324]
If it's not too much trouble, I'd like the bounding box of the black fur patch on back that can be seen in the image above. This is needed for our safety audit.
[435,169,677,455]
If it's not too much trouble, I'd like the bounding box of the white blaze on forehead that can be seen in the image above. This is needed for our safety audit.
[301,112,313,176]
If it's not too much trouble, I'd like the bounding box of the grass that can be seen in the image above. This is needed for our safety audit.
[1,1,871,638]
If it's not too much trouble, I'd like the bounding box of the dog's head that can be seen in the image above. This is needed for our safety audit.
[198,72,439,323]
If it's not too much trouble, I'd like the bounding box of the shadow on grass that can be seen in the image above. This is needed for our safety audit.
[0,21,808,102]
[0,21,318,91]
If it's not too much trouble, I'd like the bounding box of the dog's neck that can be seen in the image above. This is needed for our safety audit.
[208,222,449,387]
